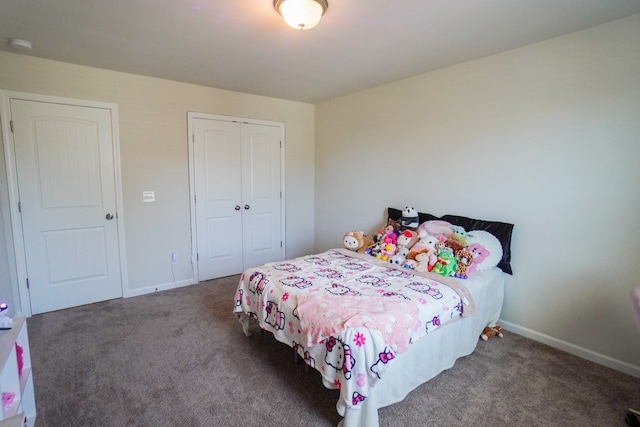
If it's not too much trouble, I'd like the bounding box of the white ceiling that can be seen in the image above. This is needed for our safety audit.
[2,0,640,104]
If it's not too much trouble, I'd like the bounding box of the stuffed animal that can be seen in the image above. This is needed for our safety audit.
[382,233,397,246]
[453,249,474,279]
[384,219,400,234]
[396,247,414,268]
[384,247,408,266]
[400,206,419,230]
[480,325,504,341]
[417,220,454,239]
[377,243,397,261]
[397,229,418,250]
[445,238,465,254]
[397,246,410,258]
[374,219,398,245]
[414,251,435,273]
[366,242,381,257]
[434,238,447,255]
[407,233,439,260]
[343,231,373,254]
[432,249,457,276]
[465,243,489,274]
[450,225,469,246]
[388,253,406,266]
[379,219,400,242]
[403,259,417,269]
[465,230,503,272]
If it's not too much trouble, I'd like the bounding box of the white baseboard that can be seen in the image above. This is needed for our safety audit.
[124,279,193,298]
[499,319,640,379]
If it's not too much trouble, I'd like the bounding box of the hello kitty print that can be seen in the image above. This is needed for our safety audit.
[234,249,475,415]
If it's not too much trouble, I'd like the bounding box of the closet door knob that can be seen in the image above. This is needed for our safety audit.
[234,205,241,211]
[105,213,114,220]
[244,205,250,210]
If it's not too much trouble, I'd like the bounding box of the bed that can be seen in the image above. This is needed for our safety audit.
[233,209,513,427]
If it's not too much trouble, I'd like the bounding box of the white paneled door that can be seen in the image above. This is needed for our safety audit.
[193,119,243,278]
[11,99,123,314]
[192,117,283,280]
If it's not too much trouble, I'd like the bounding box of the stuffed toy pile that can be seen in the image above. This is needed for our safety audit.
[343,206,503,279]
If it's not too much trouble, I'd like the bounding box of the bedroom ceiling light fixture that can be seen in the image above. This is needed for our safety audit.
[274,0,328,30]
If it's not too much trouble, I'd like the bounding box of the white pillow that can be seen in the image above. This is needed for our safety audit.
[466,230,503,271]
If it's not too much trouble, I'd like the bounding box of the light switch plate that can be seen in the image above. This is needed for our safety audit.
[143,191,155,202]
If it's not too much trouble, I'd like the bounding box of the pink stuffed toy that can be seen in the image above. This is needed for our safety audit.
[466,243,489,274]
[417,220,454,239]
[382,233,397,245]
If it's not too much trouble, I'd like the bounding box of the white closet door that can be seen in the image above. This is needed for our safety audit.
[241,123,283,269]
[192,117,284,281]
[193,119,244,279]
[11,99,122,314]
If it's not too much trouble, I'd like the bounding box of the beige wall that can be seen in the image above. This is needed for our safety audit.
[0,51,315,301]
[315,14,640,372]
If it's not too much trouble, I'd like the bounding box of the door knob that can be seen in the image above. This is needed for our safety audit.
[244,204,250,210]
[106,213,114,220]
[235,205,241,211]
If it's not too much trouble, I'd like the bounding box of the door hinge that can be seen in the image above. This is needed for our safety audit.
[280,140,282,148]
[197,253,199,261]
[18,201,21,213]
[192,134,195,143]
[26,278,29,289]
[10,120,14,133]
[280,241,283,248]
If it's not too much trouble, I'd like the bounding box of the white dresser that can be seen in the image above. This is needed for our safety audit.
[0,318,35,427]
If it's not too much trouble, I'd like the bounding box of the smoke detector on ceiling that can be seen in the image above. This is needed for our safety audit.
[9,38,33,51]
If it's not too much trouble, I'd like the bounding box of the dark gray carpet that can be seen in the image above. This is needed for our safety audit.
[27,276,640,427]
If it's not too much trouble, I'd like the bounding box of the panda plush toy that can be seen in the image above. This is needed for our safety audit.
[400,206,419,231]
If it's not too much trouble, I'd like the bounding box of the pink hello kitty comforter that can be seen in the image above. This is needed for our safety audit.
[234,249,476,417]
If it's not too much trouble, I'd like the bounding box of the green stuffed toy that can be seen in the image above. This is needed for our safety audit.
[432,249,458,276]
